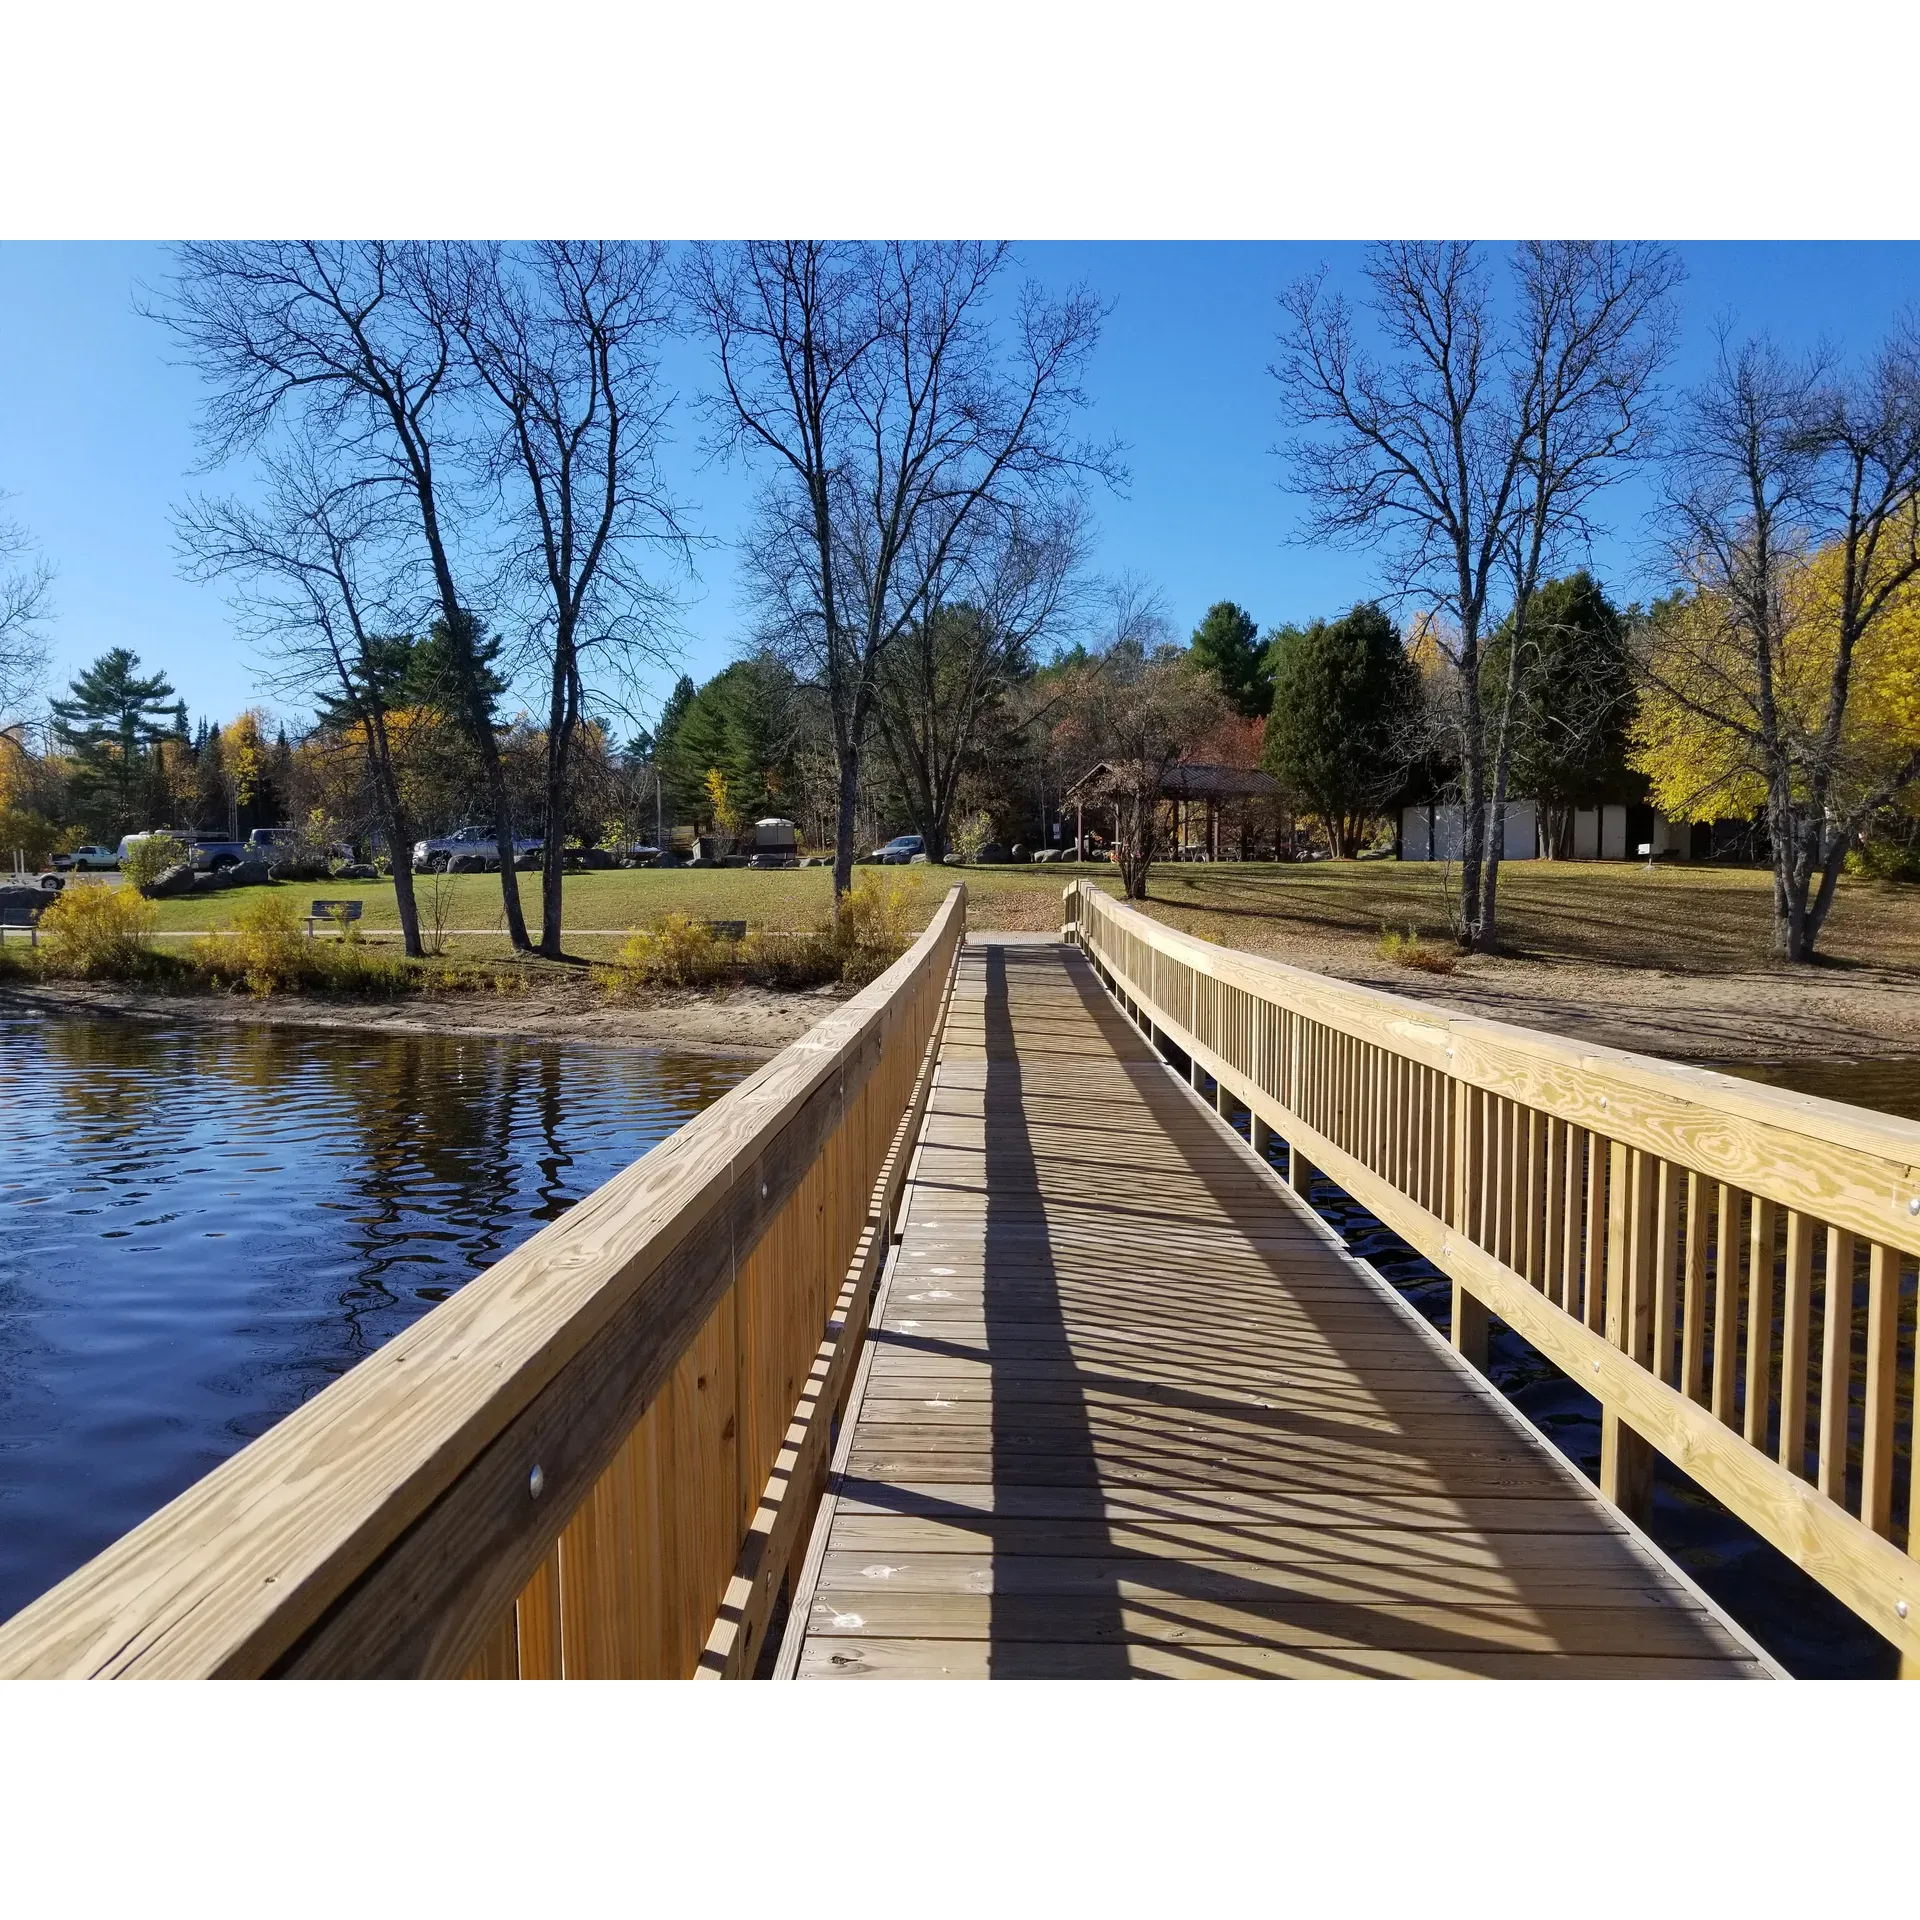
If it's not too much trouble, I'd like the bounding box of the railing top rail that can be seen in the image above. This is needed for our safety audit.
[0,887,968,1679]
[1071,878,1920,1255]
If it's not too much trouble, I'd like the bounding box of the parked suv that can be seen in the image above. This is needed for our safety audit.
[411,825,545,872]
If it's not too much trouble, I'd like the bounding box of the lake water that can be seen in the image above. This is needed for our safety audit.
[0,1012,749,1625]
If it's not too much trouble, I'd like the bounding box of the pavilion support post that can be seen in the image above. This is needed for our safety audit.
[1251,1114,1273,1162]
[1215,1078,1232,1120]
[1076,800,1084,862]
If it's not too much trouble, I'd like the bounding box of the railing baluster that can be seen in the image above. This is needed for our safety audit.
[1681,1171,1709,1403]
[1712,1186,1742,1427]
[1817,1226,1856,1504]
[1864,1242,1901,1535]
[1653,1160,1680,1384]
[1582,1131,1609,1332]
[1779,1211,1814,1478]
[1745,1197,1778,1452]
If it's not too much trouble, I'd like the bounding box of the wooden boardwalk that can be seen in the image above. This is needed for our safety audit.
[786,936,1773,1679]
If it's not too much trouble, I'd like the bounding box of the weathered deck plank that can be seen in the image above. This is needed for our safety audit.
[788,937,1770,1680]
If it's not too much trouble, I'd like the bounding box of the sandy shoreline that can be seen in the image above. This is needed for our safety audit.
[0,975,851,1061]
[6,935,1918,1066]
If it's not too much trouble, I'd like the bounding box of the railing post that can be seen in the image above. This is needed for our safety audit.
[1600,1139,1656,1524]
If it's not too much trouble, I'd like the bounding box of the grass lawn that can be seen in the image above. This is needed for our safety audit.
[115,857,1920,976]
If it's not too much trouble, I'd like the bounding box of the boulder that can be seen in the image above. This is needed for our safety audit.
[340,863,378,881]
[147,863,197,898]
[449,852,489,874]
[581,848,613,871]
[974,842,1008,865]
[512,852,540,871]
[269,858,328,883]
[228,860,273,888]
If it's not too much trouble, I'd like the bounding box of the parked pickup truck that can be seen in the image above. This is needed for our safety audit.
[52,844,120,872]
[115,831,251,871]
[411,825,545,873]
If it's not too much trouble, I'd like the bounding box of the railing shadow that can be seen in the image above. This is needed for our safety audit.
[963,941,1759,1676]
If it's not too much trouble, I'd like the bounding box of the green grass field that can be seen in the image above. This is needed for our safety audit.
[86,856,1920,976]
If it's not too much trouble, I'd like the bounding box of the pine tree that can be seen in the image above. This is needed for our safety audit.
[194,723,229,834]
[49,648,180,837]
[1190,602,1273,718]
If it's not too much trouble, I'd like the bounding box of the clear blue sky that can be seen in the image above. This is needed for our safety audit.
[4,241,1918,734]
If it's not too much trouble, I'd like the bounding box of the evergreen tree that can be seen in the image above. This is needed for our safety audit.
[1261,603,1418,857]
[49,648,180,837]
[651,674,700,821]
[1189,601,1273,718]
[193,722,229,833]
[1483,571,1634,857]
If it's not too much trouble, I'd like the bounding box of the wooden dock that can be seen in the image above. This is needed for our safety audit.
[787,936,1773,1679]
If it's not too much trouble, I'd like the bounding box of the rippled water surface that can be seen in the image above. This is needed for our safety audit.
[0,1012,748,1623]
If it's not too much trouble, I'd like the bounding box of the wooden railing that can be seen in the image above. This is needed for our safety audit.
[1064,879,1920,1669]
[0,886,967,1678]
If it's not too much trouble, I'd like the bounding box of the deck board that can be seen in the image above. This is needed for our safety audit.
[788,937,1768,1680]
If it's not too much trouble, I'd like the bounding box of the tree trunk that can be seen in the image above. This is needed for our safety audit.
[364,734,423,960]
[538,649,579,960]
[832,745,860,904]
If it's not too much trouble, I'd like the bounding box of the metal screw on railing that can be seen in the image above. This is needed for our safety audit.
[528,1465,545,1499]
[1899,1599,1910,1618]
[1908,1197,1919,1216]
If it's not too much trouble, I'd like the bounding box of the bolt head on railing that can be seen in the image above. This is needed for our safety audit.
[528,1465,545,1499]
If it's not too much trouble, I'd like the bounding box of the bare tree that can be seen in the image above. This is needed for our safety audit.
[684,241,1117,903]
[456,241,690,957]
[154,242,536,950]
[176,446,430,955]
[1644,321,1920,960]
[0,506,54,746]
[1273,241,1679,950]
[871,497,1085,860]
[1056,582,1226,898]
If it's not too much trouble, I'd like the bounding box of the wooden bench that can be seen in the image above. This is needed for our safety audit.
[306,899,365,938]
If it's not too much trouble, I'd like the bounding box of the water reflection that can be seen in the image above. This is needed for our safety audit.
[0,1012,748,1623]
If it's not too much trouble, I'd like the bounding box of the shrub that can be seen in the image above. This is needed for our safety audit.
[122,832,189,895]
[738,928,842,989]
[1376,924,1457,975]
[950,811,994,865]
[39,884,158,976]
[215,889,308,996]
[1843,840,1920,884]
[607,911,729,992]
[833,874,913,982]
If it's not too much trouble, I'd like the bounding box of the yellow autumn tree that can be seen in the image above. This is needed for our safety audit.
[1630,544,1920,825]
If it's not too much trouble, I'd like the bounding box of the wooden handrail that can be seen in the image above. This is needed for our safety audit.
[1063,878,1920,1669]
[0,887,967,1678]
